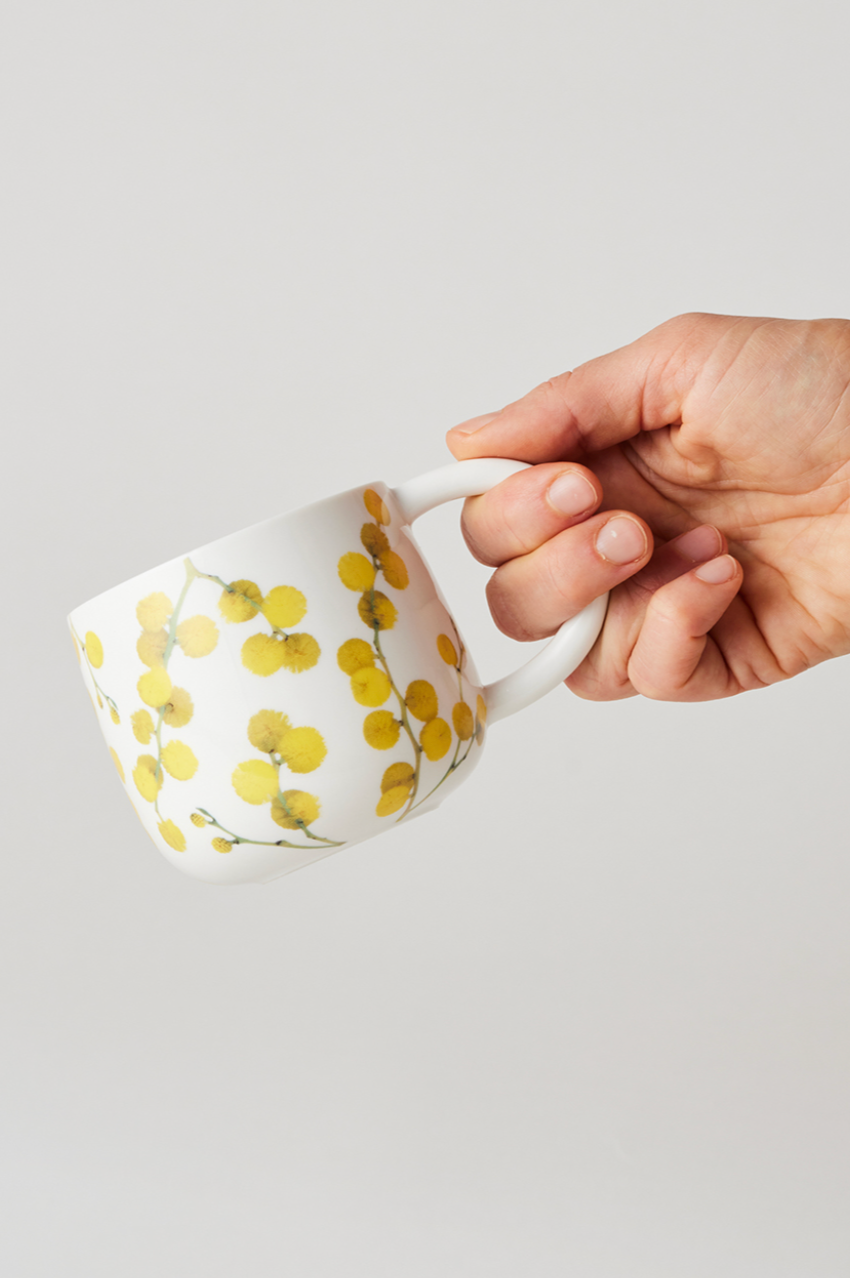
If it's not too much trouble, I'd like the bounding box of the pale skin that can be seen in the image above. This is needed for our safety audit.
[446,313,850,701]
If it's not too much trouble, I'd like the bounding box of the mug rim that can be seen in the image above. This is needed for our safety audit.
[68,478,388,622]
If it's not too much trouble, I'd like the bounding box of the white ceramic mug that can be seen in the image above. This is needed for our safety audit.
[69,459,607,886]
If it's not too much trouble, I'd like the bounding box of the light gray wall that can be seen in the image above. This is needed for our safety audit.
[2,2,848,1274]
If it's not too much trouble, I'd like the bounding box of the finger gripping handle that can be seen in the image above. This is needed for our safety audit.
[391,459,608,724]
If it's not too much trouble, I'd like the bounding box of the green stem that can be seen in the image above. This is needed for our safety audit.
[197,809,344,852]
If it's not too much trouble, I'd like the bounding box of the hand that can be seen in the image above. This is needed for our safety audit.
[447,313,850,701]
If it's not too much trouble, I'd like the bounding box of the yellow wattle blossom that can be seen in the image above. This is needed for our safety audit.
[278,633,320,673]
[158,819,186,852]
[109,747,125,783]
[363,710,400,750]
[405,680,438,723]
[212,837,233,853]
[363,488,391,525]
[232,758,279,804]
[85,631,104,668]
[278,725,327,774]
[378,550,409,590]
[248,709,292,754]
[452,701,474,741]
[136,628,168,667]
[350,666,391,707]
[262,585,308,630]
[137,667,173,708]
[381,761,415,793]
[241,632,286,676]
[476,694,487,742]
[337,637,375,675]
[161,739,198,781]
[376,785,411,817]
[163,686,193,728]
[358,590,397,631]
[360,522,389,556]
[218,579,262,623]
[272,790,321,829]
[136,592,173,632]
[109,707,120,725]
[131,709,155,744]
[190,812,208,828]
[437,634,458,666]
[420,717,451,761]
[176,614,219,657]
[338,552,376,592]
[132,754,162,803]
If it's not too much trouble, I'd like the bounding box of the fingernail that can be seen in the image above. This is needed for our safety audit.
[673,525,722,562]
[695,555,737,583]
[595,515,648,565]
[548,470,597,518]
[448,411,500,436]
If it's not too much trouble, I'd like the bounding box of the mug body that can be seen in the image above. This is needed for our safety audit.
[69,483,487,885]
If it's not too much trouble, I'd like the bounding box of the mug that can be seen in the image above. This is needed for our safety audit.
[69,458,607,886]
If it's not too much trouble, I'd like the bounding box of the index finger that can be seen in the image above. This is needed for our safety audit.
[446,313,727,463]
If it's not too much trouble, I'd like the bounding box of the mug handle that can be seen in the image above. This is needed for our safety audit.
[391,458,609,724]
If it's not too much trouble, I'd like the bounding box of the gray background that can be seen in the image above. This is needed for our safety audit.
[2,1,849,1274]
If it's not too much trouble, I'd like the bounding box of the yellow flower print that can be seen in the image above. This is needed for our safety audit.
[278,726,326,774]
[109,706,120,725]
[136,628,168,667]
[452,701,474,741]
[247,709,292,754]
[212,836,233,853]
[437,634,458,666]
[109,747,125,783]
[241,632,320,676]
[158,819,186,852]
[377,550,409,590]
[136,592,173,632]
[420,717,451,761]
[376,785,411,817]
[161,740,198,781]
[241,632,287,676]
[381,761,415,792]
[405,680,438,723]
[364,488,391,525]
[337,638,375,675]
[277,633,321,673]
[375,760,416,817]
[363,710,401,750]
[163,686,193,728]
[271,790,321,830]
[190,812,208,827]
[133,754,163,803]
[360,523,389,556]
[232,759,279,804]
[85,631,104,669]
[131,709,155,744]
[176,614,219,657]
[357,591,397,631]
[218,579,262,623]
[350,666,392,707]
[261,585,307,630]
[137,667,173,708]
[338,552,376,592]
[476,694,487,723]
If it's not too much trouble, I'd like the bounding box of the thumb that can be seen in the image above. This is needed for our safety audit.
[446,312,728,463]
